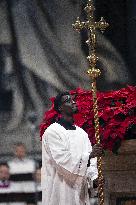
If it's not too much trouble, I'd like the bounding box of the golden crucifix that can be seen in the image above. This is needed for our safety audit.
[73,0,109,205]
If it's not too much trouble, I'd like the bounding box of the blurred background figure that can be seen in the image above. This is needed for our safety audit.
[8,142,35,175]
[21,167,42,205]
[34,168,41,190]
[0,163,10,188]
[33,167,41,205]
[0,161,42,205]
[0,162,25,205]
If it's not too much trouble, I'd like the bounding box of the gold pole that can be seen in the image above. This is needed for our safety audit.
[72,1,109,204]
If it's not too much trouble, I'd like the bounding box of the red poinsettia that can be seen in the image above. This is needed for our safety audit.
[40,85,136,153]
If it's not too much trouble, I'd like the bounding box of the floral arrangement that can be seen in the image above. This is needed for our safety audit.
[40,85,136,153]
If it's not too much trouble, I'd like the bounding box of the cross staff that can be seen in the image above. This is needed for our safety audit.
[73,0,109,205]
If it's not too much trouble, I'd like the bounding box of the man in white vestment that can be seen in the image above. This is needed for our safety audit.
[42,92,103,205]
[8,143,35,175]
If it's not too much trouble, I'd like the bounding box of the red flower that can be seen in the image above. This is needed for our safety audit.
[40,85,136,152]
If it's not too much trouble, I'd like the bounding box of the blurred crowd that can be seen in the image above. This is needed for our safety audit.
[0,143,41,205]
[0,142,98,205]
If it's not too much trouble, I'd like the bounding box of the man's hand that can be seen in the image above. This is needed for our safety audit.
[90,144,103,158]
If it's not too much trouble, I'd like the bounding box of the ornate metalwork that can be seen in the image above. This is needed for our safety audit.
[73,0,109,204]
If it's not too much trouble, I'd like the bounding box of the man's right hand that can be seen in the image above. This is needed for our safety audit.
[90,144,103,158]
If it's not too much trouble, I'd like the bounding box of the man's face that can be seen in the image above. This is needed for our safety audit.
[60,94,78,115]
[0,165,10,181]
[15,145,26,159]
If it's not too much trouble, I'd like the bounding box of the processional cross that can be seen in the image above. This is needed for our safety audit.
[72,0,109,204]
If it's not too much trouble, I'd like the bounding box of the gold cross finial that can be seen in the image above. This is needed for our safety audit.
[72,0,109,79]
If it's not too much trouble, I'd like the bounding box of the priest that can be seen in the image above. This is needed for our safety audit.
[42,92,103,205]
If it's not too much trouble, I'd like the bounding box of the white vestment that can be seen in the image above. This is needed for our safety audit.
[42,123,98,205]
[8,158,35,174]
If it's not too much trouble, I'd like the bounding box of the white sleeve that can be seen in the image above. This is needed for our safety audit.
[87,157,98,181]
[43,127,88,179]
[85,135,98,181]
